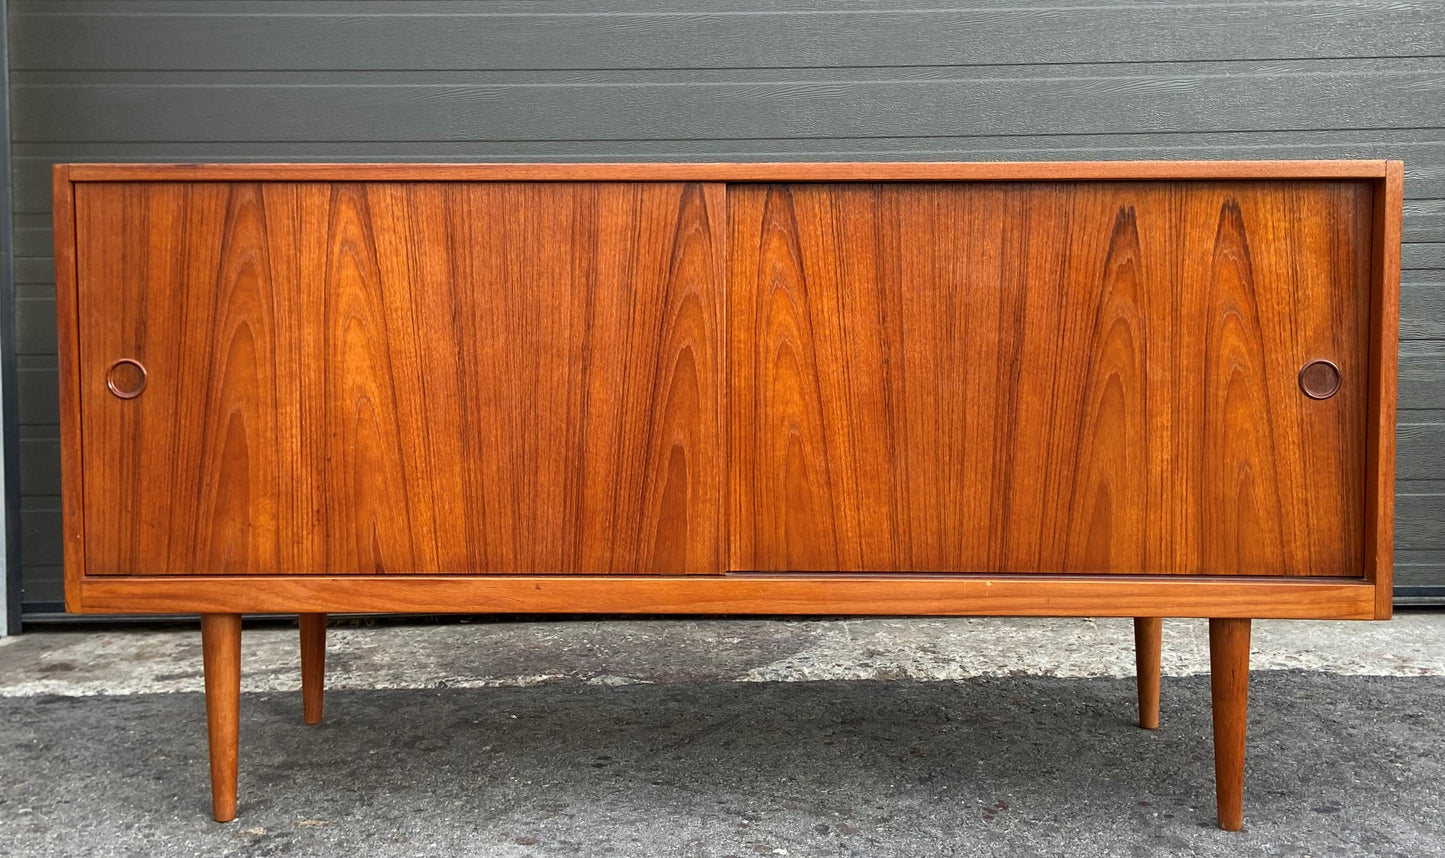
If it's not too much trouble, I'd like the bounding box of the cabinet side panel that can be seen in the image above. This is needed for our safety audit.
[1367,163,1403,618]
[731,181,1370,576]
[52,167,84,606]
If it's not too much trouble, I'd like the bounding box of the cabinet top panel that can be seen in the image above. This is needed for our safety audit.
[56,160,1397,184]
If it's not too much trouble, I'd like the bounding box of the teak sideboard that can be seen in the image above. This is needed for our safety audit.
[53,161,1402,831]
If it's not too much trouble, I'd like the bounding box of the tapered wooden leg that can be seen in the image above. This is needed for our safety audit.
[1133,617,1162,729]
[1209,617,1251,832]
[201,613,242,823]
[300,613,327,725]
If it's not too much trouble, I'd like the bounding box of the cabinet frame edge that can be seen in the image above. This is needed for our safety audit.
[74,574,1379,620]
[53,161,1402,620]
[57,160,1393,184]
[1366,161,1404,620]
[52,165,86,612]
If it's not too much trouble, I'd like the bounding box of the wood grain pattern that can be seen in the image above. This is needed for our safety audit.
[1209,617,1252,831]
[201,613,241,823]
[73,574,1378,620]
[1134,617,1162,730]
[299,613,325,725]
[731,181,1373,576]
[74,181,724,576]
[62,161,1393,183]
[51,165,85,609]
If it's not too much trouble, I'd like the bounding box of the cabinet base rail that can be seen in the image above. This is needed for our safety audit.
[74,574,1378,619]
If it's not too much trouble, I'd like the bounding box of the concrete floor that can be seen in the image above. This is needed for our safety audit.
[1,614,1442,857]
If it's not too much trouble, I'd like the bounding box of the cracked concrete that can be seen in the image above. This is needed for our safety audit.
[1,613,1442,857]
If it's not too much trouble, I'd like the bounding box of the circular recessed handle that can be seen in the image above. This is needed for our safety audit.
[1298,359,1340,400]
[106,359,148,400]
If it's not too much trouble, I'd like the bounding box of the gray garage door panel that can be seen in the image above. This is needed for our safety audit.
[13,2,1445,70]
[14,63,1445,142]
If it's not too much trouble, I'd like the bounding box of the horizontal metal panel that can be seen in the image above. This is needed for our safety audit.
[12,2,1444,70]
[18,565,63,605]
[1398,481,1445,495]
[13,225,50,259]
[17,438,60,497]
[19,507,60,571]
[16,131,1444,162]
[1399,424,1445,482]
[1400,344,1445,409]
[1407,244,1445,270]
[20,65,1439,87]
[1398,494,1445,552]
[14,61,1444,143]
[1402,280,1445,339]
[1396,543,1445,588]
[13,296,56,355]
[12,258,49,284]
[1396,570,1445,589]
[16,0,1433,11]
[16,364,57,426]
[1404,200,1445,242]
